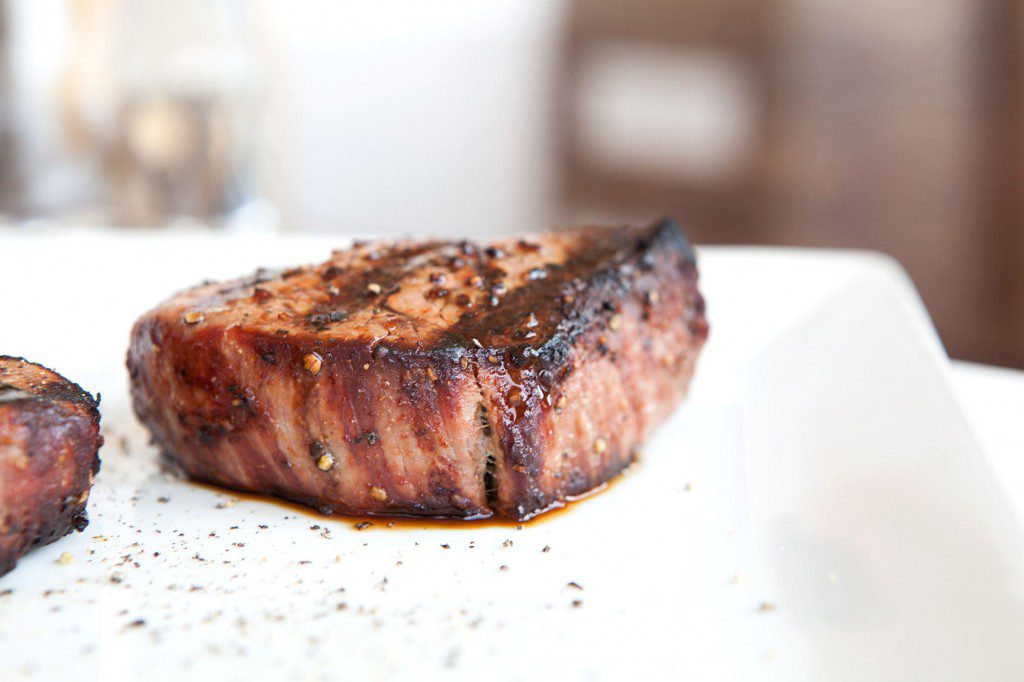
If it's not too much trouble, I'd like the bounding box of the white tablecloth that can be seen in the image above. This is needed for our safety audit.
[951,361,1024,525]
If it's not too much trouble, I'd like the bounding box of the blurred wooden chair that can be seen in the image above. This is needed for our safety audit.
[0,2,17,214]
[560,0,776,243]
[560,0,1024,367]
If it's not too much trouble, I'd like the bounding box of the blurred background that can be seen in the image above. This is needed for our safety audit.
[0,0,1021,367]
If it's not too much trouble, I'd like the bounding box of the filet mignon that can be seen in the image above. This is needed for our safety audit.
[128,218,708,520]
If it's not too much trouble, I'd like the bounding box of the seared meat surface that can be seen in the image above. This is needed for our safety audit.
[128,218,708,520]
[0,357,102,574]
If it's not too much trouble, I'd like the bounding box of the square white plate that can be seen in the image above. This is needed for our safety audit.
[1,230,1022,681]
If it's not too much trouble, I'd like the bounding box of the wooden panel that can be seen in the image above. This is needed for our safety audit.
[559,0,1024,367]
[976,0,1024,367]
[0,1,15,212]
[560,0,777,241]
[569,0,771,53]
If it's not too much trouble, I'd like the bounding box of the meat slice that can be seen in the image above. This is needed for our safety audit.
[128,218,708,520]
[0,357,102,574]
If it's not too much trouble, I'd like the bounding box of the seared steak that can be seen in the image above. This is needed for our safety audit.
[128,218,708,520]
[0,357,102,574]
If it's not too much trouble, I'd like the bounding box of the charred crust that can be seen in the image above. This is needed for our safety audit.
[352,431,379,446]
[321,265,345,280]
[441,216,701,374]
[0,355,101,423]
[0,356,103,575]
[305,309,349,331]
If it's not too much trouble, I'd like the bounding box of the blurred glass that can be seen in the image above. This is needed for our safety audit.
[255,0,564,237]
[3,0,263,227]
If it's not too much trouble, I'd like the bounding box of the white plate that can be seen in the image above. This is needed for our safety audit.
[1,230,1023,681]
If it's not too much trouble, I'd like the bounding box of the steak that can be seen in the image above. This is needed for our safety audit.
[0,356,102,574]
[128,218,708,520]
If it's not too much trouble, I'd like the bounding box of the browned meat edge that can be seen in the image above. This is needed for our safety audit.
[0,356,102,575]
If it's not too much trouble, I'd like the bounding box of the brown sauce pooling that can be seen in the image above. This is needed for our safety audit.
[186,466,630,531]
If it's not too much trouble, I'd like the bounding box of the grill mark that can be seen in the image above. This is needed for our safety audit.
[305,241,447,332]
[449,218,693,353]
[443,225,638,359]
[379,243,496,338]
[174,220,686,360]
